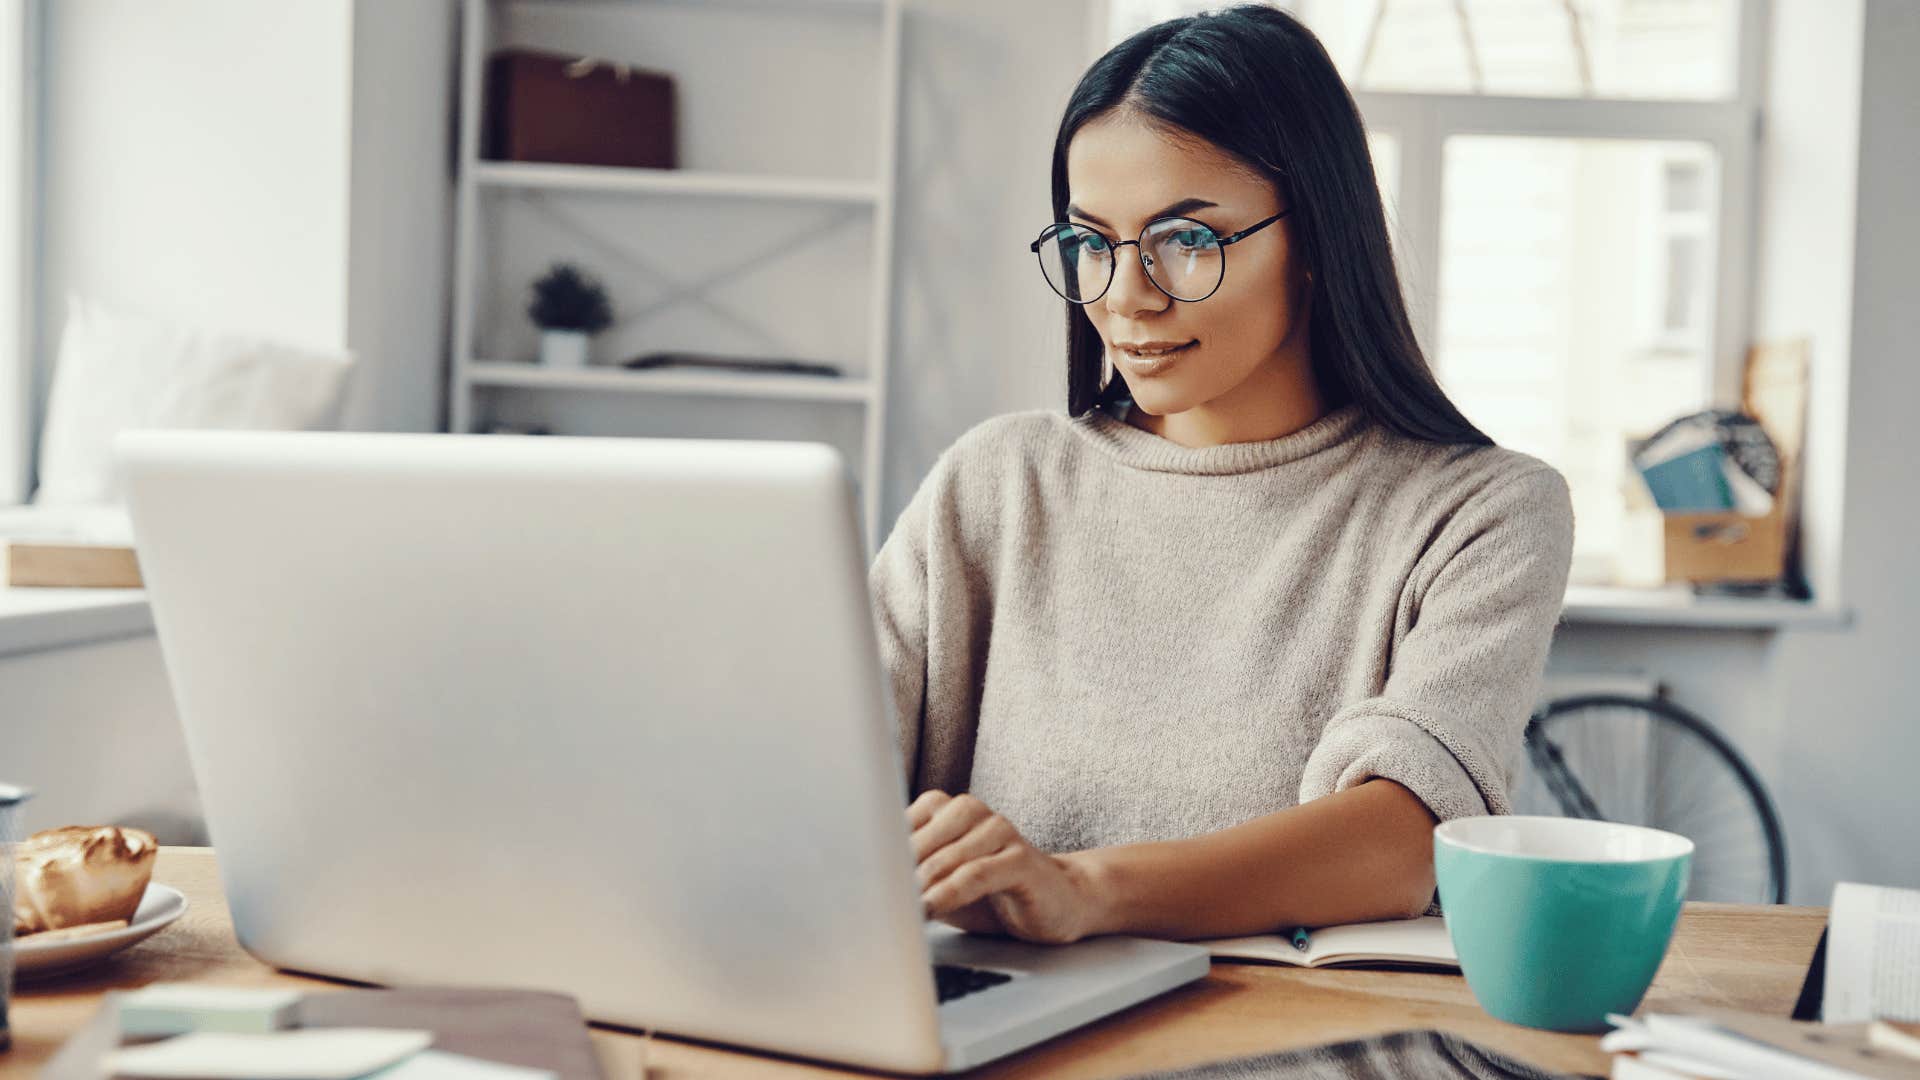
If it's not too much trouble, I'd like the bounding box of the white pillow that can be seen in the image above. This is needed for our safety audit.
[33,296,355,505]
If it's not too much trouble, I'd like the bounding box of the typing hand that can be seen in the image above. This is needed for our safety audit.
[906,791,1101,945]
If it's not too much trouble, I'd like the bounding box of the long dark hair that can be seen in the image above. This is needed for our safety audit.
[1053,5,1491,446]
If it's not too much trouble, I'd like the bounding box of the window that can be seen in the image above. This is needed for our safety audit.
[1097,0,1764,587]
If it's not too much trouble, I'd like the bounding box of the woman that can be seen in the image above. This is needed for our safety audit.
[870,5,1574,946]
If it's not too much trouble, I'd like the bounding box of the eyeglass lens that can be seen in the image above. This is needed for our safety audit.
[1036,217,1226,303]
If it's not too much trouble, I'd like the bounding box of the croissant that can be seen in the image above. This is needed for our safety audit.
[12,825,157,937]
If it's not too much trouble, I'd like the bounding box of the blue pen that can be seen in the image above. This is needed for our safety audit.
[1290,926,1311,952]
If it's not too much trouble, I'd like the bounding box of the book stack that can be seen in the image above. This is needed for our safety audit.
[1631,410,1778,516]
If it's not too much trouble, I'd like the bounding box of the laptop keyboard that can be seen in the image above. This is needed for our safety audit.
[933,963,1014,1004]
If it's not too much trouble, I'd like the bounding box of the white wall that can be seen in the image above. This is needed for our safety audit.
[345,0,457,433]
[877,0,1088,517]
[1755,0,1920,901]
[4,0,456,842]
[0,635,200,842]
[36,0,356,463]
[32,0,454,479]
[1748,0,1863,610]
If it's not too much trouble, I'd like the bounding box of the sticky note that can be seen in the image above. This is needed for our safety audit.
[116,983,305,1037]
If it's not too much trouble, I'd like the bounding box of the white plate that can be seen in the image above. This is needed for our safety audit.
[11,883,189,979]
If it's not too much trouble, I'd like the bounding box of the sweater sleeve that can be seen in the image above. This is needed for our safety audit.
[1298,465,1576,825]
[867,447,992,799]
[868,467,936,794]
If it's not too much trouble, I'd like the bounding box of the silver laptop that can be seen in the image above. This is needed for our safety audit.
[116,429,1209,1074]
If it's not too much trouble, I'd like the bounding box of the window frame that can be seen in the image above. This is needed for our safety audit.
[0,0,36,507]
[1643,146,1717,353]
[1353,0,1769,413]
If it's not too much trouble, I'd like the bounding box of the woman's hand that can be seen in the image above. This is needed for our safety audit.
[906,791,1105,945]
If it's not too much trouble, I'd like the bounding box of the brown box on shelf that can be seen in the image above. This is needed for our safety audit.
[1662,505,1788,584]
[5,542,143,588]
[486,49,676,169]
[1661,339,1808,586]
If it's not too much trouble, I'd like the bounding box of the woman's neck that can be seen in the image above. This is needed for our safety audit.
[1125,360,1328,448]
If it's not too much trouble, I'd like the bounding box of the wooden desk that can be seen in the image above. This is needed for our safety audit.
[3,848,1826,1079]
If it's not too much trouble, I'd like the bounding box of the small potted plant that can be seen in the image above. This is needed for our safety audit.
[528,263,613,367]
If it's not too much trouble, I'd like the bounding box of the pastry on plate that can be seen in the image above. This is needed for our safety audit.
[12,825,157,938]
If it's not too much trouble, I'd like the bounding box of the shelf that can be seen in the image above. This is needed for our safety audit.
[465,361,874,403]
[0,586,152,659]
[1561,584,1852,630]
[505,0,886,13]
[473,161,882,205]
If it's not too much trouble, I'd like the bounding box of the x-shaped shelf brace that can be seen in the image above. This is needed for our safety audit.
[499,187,872,361]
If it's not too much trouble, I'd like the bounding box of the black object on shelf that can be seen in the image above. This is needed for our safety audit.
[621,351,844,378]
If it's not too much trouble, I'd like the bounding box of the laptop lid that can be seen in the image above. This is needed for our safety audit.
[116,429,946,1073]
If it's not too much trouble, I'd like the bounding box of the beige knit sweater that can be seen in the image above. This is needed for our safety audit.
[868,400,1575,862]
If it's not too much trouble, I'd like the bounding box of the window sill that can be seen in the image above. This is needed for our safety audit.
[0,582,1854,659]
[0,586,153,659]
[1562,584,1852,631]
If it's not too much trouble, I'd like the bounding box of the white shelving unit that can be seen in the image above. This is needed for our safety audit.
[466,361,876,403]
[448,0,903,546]
[472,160,884,205]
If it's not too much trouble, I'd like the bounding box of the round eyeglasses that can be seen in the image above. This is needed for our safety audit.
[1028,209,1290,305]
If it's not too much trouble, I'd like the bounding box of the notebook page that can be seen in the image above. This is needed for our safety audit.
[1200,916,1457,967]
[1306,915,1457,966]
[1826,882,1920,1023]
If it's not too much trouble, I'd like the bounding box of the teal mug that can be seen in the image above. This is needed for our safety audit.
[1434,815,1692,1033]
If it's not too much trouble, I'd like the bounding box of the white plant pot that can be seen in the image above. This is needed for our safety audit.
[539,330,591,367]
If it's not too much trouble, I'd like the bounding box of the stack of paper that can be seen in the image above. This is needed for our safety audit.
[1603,1010,1920,1079]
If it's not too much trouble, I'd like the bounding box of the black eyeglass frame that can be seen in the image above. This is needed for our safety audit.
[1027,208,1292,304]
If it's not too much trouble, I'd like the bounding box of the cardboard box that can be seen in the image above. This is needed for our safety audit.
[1662,504,1788,584]
[1660,340,1808,586]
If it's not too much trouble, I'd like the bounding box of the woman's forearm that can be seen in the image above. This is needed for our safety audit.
[1063,778,1441,939]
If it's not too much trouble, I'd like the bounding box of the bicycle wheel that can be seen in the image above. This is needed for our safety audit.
[1510,693,1788,905]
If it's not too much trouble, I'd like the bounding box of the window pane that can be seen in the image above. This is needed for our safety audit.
[1435,135,1720,586]
[1289,0,1742,101]
[1662,233,1704,334]
[1664,159,1707,213]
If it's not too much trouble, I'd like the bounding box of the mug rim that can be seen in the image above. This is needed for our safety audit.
[1435,814,1694,864]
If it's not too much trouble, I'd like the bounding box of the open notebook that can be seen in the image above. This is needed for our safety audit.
[1198,915,1459,970]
